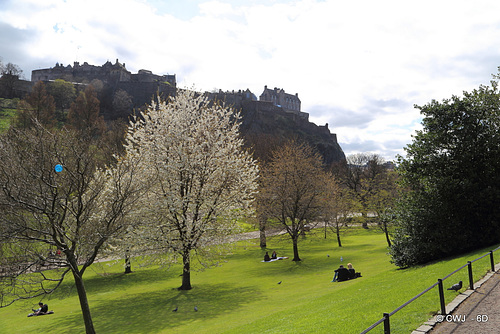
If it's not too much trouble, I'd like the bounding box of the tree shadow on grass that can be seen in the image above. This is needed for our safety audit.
[52,266,179,300]
[43,283,262,333]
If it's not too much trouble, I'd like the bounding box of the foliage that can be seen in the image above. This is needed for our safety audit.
[111,89,133,118]
[0,119,143,333]
[244,133,284,248]
[390,75,500,267]
[122,89,259,290]
[320,181,350,246]
[335,153,397,229]
[67,85,106,136]
[14,81,57,129]
[46,79,76,122]
[46,79,76,110]
[0,62,23,98]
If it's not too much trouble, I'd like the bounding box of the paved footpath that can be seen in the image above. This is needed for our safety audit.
[413,268,500,334]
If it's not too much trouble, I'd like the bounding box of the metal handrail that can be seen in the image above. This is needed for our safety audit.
[359,245,500,333]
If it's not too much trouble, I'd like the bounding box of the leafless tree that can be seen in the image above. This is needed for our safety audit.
[0,121,143,334]
[335,153,390,228]
[257,140,329,261]
[318,175,352,247]
[245,133,284,248]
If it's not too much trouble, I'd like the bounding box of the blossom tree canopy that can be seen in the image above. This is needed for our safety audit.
[125,89,259,290]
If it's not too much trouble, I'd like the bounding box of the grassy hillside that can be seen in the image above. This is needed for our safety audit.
[0,228,497,333]
[0,98,17,132]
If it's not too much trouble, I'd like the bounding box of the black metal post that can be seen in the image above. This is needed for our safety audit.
[490,251,495,272]
[438,279,446,315]
[383,312,390,334]
[468,261,474,290]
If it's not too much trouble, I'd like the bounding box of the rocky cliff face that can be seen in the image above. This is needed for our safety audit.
[238,100,345,165]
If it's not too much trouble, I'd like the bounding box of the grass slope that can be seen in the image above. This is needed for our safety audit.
[0,228,497,333]
[0,98,17,133]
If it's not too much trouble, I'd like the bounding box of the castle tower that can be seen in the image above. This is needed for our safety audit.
[259,85,301,113]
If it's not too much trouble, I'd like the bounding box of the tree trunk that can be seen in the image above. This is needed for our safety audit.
[124,248,132,274]
[179,250,192,290]
[259,220,267,249]
[299,221,307,238]
[384,222,391,247]
[336,225,342,247]
[292,235,301,261]
[362,213,368,229]
[72,269,96,334]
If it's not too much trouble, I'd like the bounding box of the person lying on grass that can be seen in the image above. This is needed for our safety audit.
[27,303,52,317]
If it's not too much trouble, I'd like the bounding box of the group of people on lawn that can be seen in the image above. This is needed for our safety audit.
[332,263,360,282]
[263,251,278,261]
[263,251,290,262]
[262,251,360,282]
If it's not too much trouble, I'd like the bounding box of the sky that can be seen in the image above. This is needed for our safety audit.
[2,0,500,161]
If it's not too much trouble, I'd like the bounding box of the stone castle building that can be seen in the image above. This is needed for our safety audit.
[31,59,176,113]
[28,61,344,163]
[31,59,176,86]
[259,86,308,120]
[259,85,300,112]
[208,86,309,120]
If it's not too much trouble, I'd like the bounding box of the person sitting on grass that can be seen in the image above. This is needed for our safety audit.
[332,265,350,282]
[271,251,277,260]
[28,302,48,317]
[264,252,271,262]
[347,263,356,279]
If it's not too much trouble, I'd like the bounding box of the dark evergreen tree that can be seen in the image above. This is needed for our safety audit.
[390,74,500,267]
[0,62,23,98]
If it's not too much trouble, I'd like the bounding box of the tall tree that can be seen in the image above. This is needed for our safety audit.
[0,62,23,98]
[390,75,500,267]
[47,79,76,110]
[335,153,388,228]
[258,140,328,261]
[112,89,133,118]
[124,89,258,290]
[14,81,56,129]
[46,79,76,121]
[67,85,105,136]
[0,123,143,334]
[320,179,350,247]
[371,170,398,247]
[245,133,284,248]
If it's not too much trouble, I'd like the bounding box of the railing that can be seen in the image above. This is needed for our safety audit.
[360,246,500,334]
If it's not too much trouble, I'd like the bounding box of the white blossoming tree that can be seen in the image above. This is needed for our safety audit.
[125,89,259,290]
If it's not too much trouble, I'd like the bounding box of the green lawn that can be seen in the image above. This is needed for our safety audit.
[0,98,17,132]
[0,228,498,333]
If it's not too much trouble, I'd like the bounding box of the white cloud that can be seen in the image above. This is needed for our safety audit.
[2,0,500,161]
